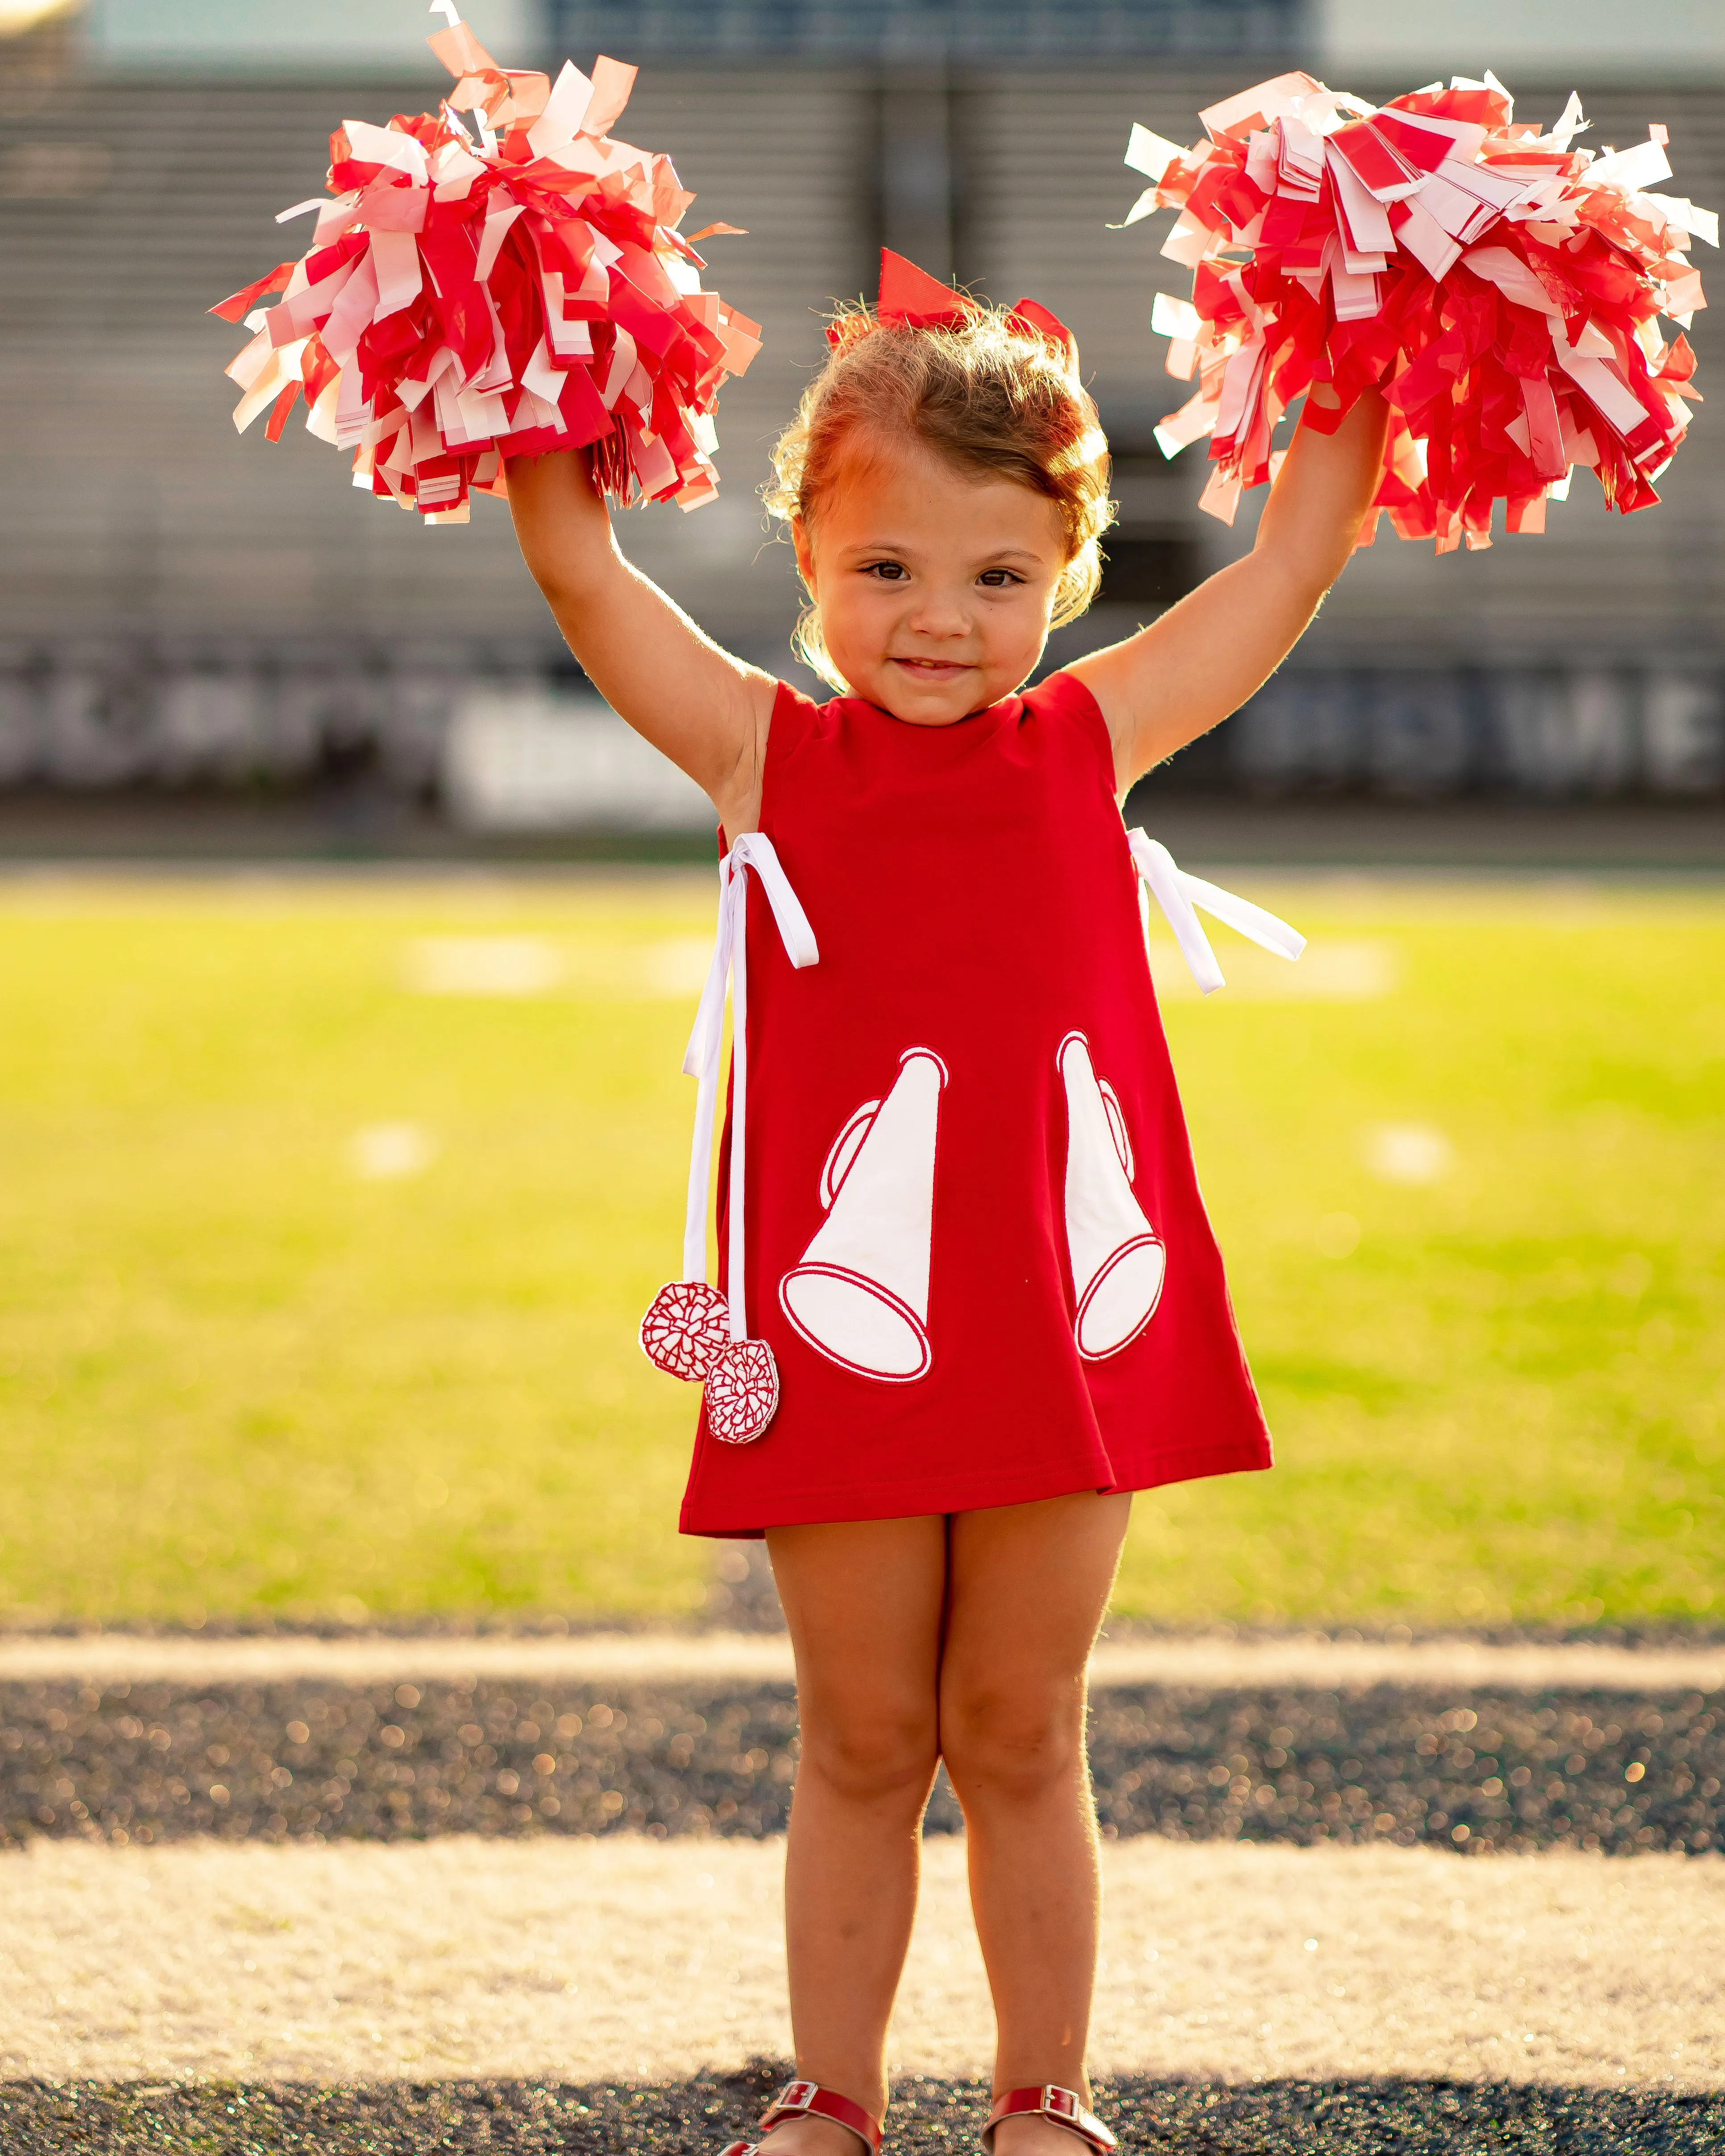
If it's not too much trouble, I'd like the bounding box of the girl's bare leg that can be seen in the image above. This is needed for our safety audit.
[762,1515,949,2154]
[938,1493,1132,2156]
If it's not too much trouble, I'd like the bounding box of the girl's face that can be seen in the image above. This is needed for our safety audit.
[793,435,1068,726]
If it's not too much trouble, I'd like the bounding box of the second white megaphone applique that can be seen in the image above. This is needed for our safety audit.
[779,1046,948,1382]
[1057,1029,1165,1359]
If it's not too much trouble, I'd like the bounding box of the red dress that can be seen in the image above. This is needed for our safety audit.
[671,670,1275,1538]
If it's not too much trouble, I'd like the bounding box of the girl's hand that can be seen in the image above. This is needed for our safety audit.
[1067,386,1389,793]
[504,451,777,838]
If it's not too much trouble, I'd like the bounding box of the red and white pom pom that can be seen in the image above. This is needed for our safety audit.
[1123,71,1710,551]
[640,1281,778,1443]
[210,11,761,524]
[640,1279,730,1382]
[703,1340,780,1446]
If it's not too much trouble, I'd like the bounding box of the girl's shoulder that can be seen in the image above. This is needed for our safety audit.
[760,677,836,791]
[1022,668,1117,791]
[766,675,830,739]
[1023,666,1107,729]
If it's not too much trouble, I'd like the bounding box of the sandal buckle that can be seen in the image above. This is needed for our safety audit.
[1044,2088,1079,2120]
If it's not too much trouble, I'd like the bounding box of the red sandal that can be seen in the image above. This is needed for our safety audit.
[981,2086,1116,2153]
[719,2078,884,2156]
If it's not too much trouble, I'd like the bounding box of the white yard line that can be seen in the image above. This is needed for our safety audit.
[0,1631,798,1688]
[1,1835,1719,2089]
[0,1630,1720,1693]
[1088,1636,1725,1694]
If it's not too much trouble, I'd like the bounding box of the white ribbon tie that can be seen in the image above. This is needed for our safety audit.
[680,832,819,1339]
[1127,828,1305,994]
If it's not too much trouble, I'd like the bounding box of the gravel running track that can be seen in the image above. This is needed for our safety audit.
[3,1677,1718,1854]
[4,2073,1723,2156]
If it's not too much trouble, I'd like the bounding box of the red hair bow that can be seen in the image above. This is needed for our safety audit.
[856,248,1077,364]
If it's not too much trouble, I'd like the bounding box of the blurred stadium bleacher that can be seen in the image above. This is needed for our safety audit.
[0,0,1721,837]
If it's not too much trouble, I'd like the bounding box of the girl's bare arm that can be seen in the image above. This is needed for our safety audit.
[504,450,777,832]
[1067,387,1389,792]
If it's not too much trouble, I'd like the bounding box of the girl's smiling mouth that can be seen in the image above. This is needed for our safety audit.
[891,657,973,678]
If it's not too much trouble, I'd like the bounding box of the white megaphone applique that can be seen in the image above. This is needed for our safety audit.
[778,1046,948,1382]
[1058,1030,1165,1360]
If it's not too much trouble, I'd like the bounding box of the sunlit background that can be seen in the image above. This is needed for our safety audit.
[0,0,1720,1635]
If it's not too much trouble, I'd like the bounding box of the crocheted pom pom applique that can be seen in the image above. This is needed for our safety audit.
[211,8,760,524]
[703,1338,780,1447]
[641,1283,778,1445]
[1122,72,1710,553]
[640,1279,730,1383]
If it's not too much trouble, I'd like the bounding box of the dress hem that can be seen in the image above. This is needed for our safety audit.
[679,1436,1271,1540]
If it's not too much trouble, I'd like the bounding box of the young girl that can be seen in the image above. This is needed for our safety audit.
[506,253,1388,2156]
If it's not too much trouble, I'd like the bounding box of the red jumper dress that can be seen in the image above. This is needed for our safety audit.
[666,670,1285,1538]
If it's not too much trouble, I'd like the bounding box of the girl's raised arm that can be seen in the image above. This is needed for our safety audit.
[505,450,778,833]
[1069,387,1389,794]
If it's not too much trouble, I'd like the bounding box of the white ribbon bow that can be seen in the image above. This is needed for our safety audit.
[1127,828,1305,994]
[680,832,819,1339]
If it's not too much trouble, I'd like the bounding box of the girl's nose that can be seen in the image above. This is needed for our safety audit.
[903,586,970,638]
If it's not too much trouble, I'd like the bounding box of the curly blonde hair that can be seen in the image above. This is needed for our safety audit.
[763,298,1114,689]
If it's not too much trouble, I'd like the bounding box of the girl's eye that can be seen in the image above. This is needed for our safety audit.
[978,568,1024,588]
[864,561,908,581]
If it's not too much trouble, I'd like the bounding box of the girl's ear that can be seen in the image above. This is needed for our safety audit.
[792,517,817,596]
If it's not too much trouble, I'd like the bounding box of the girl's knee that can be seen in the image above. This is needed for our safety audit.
[798,1696,940,1809]
[939,1680,1086,1806]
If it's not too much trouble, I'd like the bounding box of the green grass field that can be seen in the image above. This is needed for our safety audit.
[0,871,1719,1631]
